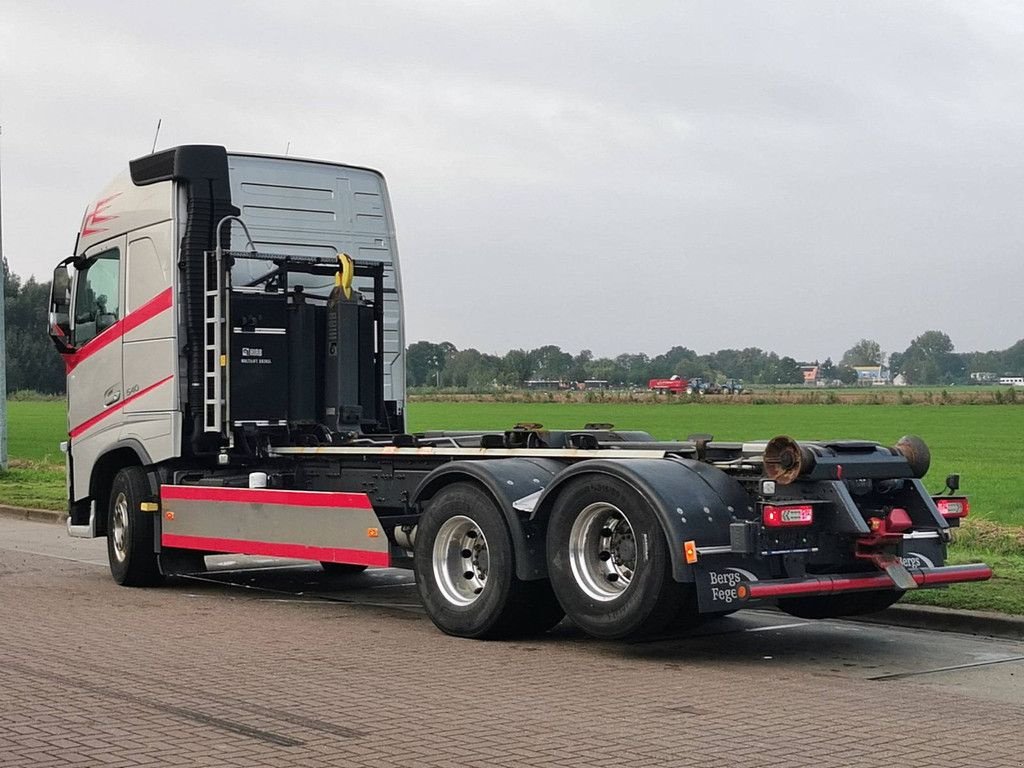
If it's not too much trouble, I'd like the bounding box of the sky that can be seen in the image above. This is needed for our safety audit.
[1,0,1022,363]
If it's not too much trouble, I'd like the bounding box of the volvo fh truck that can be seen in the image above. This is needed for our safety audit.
[47,146,991,640]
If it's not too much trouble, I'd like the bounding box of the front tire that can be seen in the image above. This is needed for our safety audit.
[546,475,694,640]
[107,466,163,587]
[414,483,564,639]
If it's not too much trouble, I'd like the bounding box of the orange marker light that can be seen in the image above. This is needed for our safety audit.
[684,540,698,564]
[737,585,748,599]
[367,528,380,538]
[165,511,175,521]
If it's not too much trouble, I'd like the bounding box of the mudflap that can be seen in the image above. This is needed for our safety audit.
[898,537,947,573]
[693,562,764,613]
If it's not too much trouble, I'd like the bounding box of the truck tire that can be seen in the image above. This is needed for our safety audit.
[107,466,163,587]
[546,475,693,640]
[414,483,564,639]
[777,589,903,619]
[321,562,368,576]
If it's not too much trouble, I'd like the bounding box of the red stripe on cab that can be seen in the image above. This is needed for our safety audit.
[66,287,173,373]
[69,375,174,439]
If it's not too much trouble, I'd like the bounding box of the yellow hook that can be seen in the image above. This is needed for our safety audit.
[335,252,354,300]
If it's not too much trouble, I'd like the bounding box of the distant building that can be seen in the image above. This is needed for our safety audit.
[853,365,890,386]
[970,372,999,384]
[800,365,820,386]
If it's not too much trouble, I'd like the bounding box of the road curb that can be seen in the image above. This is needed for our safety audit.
[0,505,67,525]
[848,603,1024,642]
[1,504,1022,641]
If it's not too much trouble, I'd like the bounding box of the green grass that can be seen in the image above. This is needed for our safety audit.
[2,398,1021,613]
[407,401,1024,527]
[0,401,67,510]
[903,550,1024,613]
[4,399,1022,524]
[0,460,66,510]
[407,401,1024,614]
[5,400,67,463]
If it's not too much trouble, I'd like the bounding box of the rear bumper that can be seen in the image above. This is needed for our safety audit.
[743,563,993,601]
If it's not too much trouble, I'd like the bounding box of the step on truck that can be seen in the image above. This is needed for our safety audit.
[47,146,992,640]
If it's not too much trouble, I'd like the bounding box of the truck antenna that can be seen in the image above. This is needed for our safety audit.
[151,119,162,154]
[285,141,291,156]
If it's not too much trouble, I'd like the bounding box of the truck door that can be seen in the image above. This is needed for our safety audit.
[122,227,176,416]
[67,237,126,459]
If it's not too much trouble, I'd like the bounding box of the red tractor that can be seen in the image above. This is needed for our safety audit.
[648,374,690,394]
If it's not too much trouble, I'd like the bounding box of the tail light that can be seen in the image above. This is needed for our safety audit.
[763,504,814,527]
[934,496,970,520]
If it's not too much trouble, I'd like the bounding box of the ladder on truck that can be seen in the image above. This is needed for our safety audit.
[203,216,260,437]
[203,241,230,436]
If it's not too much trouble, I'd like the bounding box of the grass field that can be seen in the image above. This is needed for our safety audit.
[3,399,1021,524]
[408,401,1024,614]
[410,401,1024,527]
[0,401,68,509]
[6,400,67,463]
[2,398,1021,613]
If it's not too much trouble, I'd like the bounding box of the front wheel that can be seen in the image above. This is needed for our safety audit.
[107,466,163,587]
[414,483,563,639]
[546,475,695,640]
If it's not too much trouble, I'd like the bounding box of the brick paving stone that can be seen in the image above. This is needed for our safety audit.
[1,546,1023,767]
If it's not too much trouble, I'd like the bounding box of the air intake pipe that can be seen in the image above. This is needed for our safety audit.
[129,146,239,457]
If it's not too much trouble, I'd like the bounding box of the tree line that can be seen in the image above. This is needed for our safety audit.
[4,265,66,395]
[3,264,1021,395]
[409,333,1024,390]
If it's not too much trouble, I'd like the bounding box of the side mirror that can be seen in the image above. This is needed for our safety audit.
[48,260,75,354]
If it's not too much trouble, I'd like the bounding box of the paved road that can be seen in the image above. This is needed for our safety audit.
[1,517,1022,767]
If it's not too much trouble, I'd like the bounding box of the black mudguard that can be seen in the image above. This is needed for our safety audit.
[412,458,567,580]
[530,457,753,582]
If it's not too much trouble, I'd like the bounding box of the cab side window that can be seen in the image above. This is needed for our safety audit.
[73,248,120,346]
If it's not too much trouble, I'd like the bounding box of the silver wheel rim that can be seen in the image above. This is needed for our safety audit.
[432,515,489,606]
[111,491,129,563]
[569,502,636,602]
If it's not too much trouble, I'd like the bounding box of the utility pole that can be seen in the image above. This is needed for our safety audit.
[0,125,8,470]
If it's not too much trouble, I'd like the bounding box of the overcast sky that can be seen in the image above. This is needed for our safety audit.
[1,0,1022,362]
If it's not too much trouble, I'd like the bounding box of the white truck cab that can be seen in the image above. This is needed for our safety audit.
[49,146,406,537]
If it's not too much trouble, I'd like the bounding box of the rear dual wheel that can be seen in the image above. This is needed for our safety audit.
[414,483,564,639]
[546,476,698,640]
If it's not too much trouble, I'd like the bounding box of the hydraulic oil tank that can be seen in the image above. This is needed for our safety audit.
[230,292,289,424]
[324,283,364,430]
[287,287,320,424]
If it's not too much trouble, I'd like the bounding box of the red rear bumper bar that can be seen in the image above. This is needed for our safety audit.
[744,563,993,601]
